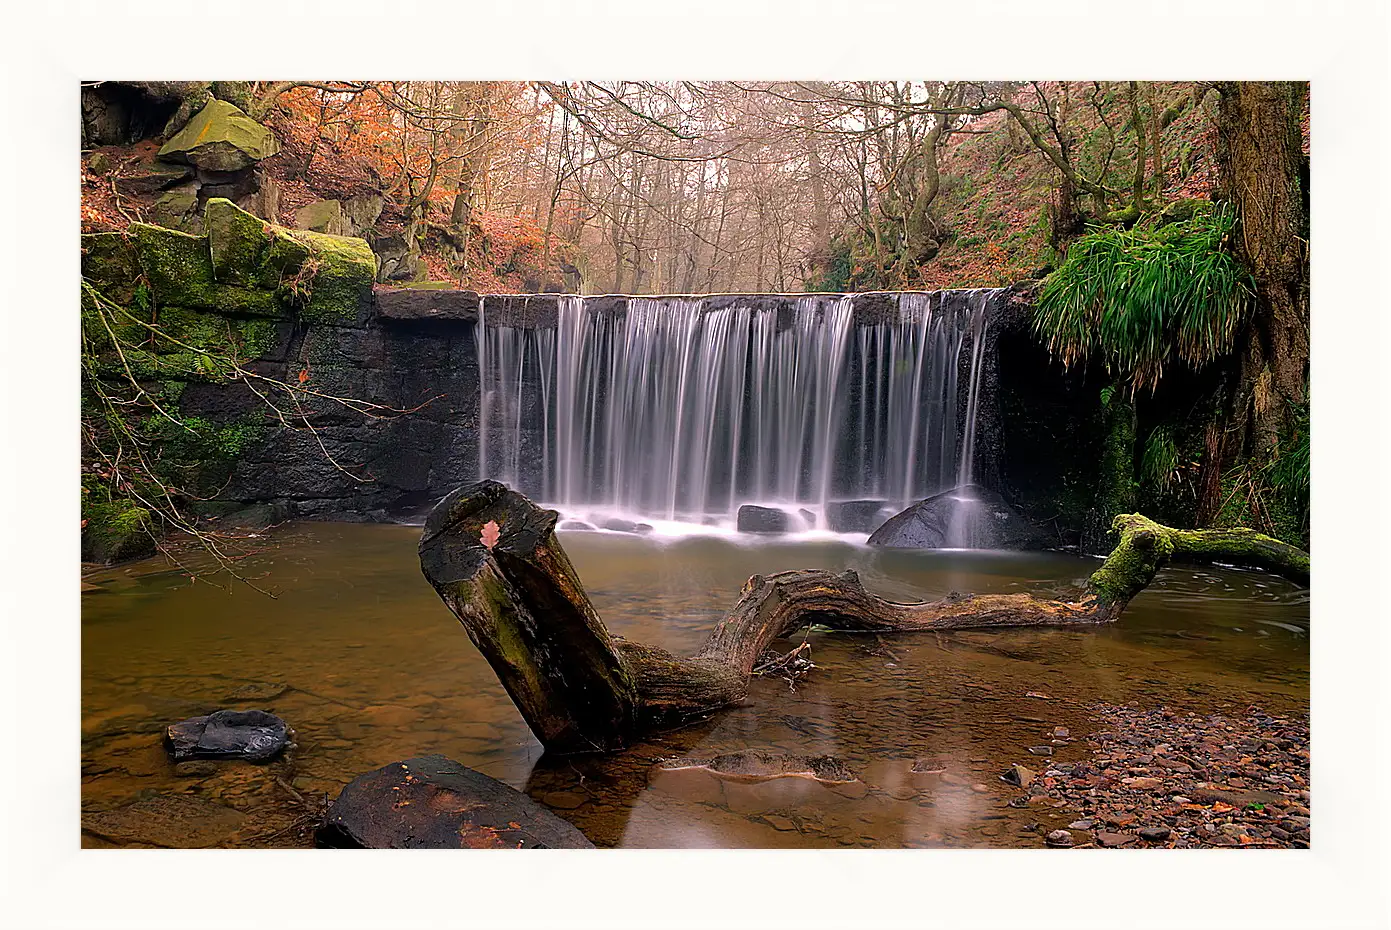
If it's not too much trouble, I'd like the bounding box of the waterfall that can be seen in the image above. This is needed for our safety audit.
[476,290,1001,530]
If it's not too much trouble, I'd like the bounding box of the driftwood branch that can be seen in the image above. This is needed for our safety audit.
[419,481,1309,754]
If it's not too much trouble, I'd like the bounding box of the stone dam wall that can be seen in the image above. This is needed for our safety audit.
[82,199,1027,525]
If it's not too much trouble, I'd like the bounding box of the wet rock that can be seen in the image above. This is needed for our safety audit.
[82,795,245,847]
[164,709,290,762]
[825,500,892,533]
[1028,745,1054,756]
[867,484,1046,549]
[659,750,858,785]
[1095,831,1137,847]
[1068,819,1093,830]
[1045,829,1074,847]
[1053,726,1070,738]
[1138,826,1171,842]
[1126,776,1164,790]
[318,755,593,849]
[174,761,219,778]
[598,517,653,534]
[736,505,798,534]
[558,520,597,532]
[1000,764,1035,788]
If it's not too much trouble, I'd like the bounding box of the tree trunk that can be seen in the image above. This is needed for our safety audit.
[420,481,1308,755]
[1215,81,1309,458]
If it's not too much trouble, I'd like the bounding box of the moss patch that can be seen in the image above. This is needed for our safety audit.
[81,233,142,305]
[130,222,281,316]
[82,499,156,564]
[288,229,377,325]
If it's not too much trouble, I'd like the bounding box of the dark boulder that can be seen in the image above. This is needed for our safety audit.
[374,286,481,321]
[737,504,801,534]
[316,755,594,849]
[598,517,652,534]
[867,484,1047,550]
[164,709,290,762]
[825,499,893,534]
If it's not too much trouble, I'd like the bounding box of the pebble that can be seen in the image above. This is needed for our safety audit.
[1028,746,1054,756]
[1045,830,1074,847]
[1138,826,1171,842]
[1068,819,1093,830]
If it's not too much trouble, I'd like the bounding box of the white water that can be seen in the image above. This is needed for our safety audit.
[476,291,1000,535]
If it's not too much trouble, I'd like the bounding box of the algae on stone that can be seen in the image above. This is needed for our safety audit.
[82,499,156,564]
[205,197,272,287]
[158,99,280,172]
[81,233,142,305]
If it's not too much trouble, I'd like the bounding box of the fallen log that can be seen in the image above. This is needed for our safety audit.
[418,481,1309,754]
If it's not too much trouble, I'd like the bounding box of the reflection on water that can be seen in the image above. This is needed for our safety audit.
[81,522,1309,848]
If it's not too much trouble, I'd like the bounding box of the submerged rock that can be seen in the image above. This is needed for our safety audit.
[824,499,893,534]
[83,795,246,847]
[867,484,1046,550]
[316,755,594,849]
[164,709,290,762]
[658,750,858,784]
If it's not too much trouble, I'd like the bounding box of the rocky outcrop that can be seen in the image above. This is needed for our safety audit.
[316,755,594,848]
[158,99,281,172]
[867,484,1047,550]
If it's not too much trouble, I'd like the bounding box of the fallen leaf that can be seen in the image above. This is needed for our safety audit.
[298,368,309,383]
[481,520,500,548]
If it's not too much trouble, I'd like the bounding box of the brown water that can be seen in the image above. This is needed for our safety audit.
[81,523,1309,848]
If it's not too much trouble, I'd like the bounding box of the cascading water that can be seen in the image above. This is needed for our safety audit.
[475,290,1001,533]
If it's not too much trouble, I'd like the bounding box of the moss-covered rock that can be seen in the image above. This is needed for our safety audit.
[130,222,281,317]
[132,223,218,305]
[205,198,272,287]
[82,499,156,564]
[86,305,280,382]
[158,99,280,172]
[82,232,142,305]
[287,229,378,325]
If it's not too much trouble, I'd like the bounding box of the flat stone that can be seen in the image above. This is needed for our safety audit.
[659,750,857,784]
[1000,764,1035,788]
[1126,776,1164,790]
[1045,829,1074,847]
[164,709,290,762]
[1068,819,1094,830]
[1095,831,1137,847]
[1028,745,1054,756]
[1138,826,1172,842]
[316,755,593,848]
[374,286,481,321]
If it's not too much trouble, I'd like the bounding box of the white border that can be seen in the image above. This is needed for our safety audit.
[3,1,1387,927]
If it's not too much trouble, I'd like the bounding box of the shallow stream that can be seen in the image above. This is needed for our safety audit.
[81,522,1309,848]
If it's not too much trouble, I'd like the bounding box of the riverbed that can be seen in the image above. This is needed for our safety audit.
[81,522,1309,848]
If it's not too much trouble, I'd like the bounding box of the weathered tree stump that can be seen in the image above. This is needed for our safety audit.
[419,481,1309,755]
